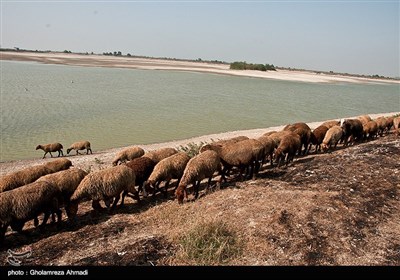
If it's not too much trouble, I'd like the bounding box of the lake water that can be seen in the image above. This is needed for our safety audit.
[1,60,399,162]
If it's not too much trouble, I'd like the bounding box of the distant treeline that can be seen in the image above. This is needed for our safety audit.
[230,61,276,71]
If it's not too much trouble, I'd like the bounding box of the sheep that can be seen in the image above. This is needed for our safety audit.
[35,142,64,159]
[143,147,178,163]
[175,150,221,203]
[256,135,275,166]
[70,165,139,214]
[320,120,340,129]
[273,132,301,167]
[283,122,312,155]
[385,116,394,133]
[341,119,364,145]
[321,126,344,151]
[0,165,52,193]
[362,120,378,140]
[125,157,156,197]
[112,146,145,166]
[202,139,262,181]
[393,116,400,136]
[67,140,92,155]
[357,115,372,126]
[145,152,191,197]
[37,168,88,222]
[374,116,388,136]
[266,130,293,149]
[0,158,72,193]
[309,125,329,153]
[199,136,248,153]
[43,158,72,173]
[263,131,277,137]
[0,181,61,243]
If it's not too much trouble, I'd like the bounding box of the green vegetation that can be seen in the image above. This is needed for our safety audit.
[230,61,276,72]
[177,141,207,158]
[179,219,242,265]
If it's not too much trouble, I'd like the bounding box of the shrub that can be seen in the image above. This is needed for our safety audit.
[177,142,207,158]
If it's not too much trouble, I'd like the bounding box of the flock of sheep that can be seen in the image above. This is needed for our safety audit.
[1,114,399,244]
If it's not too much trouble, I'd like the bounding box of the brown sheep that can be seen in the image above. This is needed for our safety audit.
[70,165,139,214]
[256,135,275,166]
[0,165,52,193]
[385,116,394,133]
[393,116,400,136]
[43,158,72,173]
[199,136,249,153]
[309,125,329,153]
[267,130,293,149]
[273,132,301,167]
[362,120,378,140]
[36,142,64,159]
[67,140,92,155]
[125,157,156,197]
[341,119,364,145]
[374,116,388,136]
[357,115,372,126]
[320,120,340,129]
[283,122,312,155]
[112,146,145,166]
[143,147,178,163]
[145,152,191,197]
[37,168,88,222]
[0,181,61,243]
[0,158,72,193]
[175,150,221,203]
[321,126,344,151]
[202,139,262,181]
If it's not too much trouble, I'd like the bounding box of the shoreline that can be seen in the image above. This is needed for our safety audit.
[1,111,398,176]
[1,51,399,84]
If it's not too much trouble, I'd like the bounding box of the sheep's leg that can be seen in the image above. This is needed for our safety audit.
[121,191,127,206]
[39,211,51,231]
[60,150,64,157]
[163,180,170,197]
[34,217,39,227]
[126,190,140,203]
[141,182,148,197]
[153,181,161,197]
[194,181,201,199]
[0,224,8,245]
[110,193,121,211]
[43,151,48,159]
[92,200,103,210]
[76,150,80,155]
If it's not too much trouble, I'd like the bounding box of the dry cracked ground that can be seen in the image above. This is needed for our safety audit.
[1,134,399,266]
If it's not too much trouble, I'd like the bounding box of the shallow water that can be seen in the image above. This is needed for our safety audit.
[1,60,399,162]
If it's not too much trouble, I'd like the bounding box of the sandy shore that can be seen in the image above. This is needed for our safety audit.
[1,51,399,84]
[0,112,398,176]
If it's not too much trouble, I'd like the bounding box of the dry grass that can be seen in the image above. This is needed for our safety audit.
[175,219,242,265]
[0,133,399,266]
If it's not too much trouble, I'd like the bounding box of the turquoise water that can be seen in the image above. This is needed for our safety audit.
[1,60,399,162]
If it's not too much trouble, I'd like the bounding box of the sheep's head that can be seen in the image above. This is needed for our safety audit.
[66,148,72,154]
[175,185,185,204]
[35,145,42,150]
[104,197,114,208]
[321,143,329,152]
[66,202,79,219]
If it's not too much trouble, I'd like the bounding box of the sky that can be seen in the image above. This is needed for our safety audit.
[1,0,399,77]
